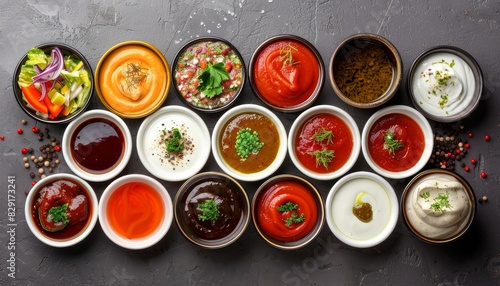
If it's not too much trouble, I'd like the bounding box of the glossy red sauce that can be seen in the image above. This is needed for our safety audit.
[70,118,124,174]
[31,179,92,240]
[294,113,353,173]
[368,113,425,172]
[253,40,320,107]
[257,180,318,242]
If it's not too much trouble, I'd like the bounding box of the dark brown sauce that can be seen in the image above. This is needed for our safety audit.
[179,178,244,240]
[70,118,124,174]
[31,179,93,240]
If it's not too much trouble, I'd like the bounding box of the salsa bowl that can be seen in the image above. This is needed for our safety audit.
[13,42,94,124]
[361,105,433,179]
[174,172,250,249]
[288,105,360,180]
[212,104,287,182]
[172,37,245,112]
[25,173,99,247]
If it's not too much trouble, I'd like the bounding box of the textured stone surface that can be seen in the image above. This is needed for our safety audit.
[1,0,499,285]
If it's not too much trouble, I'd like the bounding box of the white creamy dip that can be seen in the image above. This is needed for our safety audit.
[404,173,472,240]
[411,52,476,118]
[330,177,393,241]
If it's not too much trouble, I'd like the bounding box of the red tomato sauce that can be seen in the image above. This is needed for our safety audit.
[368,113,425,172]
[294,113,353,173]
[253,40,320,107]
[257,180,318,242]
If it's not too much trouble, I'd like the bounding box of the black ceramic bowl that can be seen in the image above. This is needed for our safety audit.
[171,37,246,113]
[13,43,94,124]
[174,172,250,249]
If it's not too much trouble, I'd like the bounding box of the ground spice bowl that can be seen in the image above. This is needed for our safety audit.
[329,33,402,108]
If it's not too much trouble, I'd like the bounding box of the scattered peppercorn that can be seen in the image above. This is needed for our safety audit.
[484,134,490,141]
[31,126,39,133]
[21,147,28,154]
[31,181,37,186]
[482,196,488,202]
[480,172,487,178]
[17,128,23,134]
[471,158,477,165]
[21,119,27,125]
[464,143,470,149]
[468,132,473,138]
[55,145,61,152]
[0,135,5,141]
[464,166,470,172]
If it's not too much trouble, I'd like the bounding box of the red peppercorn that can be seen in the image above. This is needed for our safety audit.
[21,147,28,154]
[481,172,487,178]
[17,128,23,134]
[0,135,4,141]
[464,166,470,172]
[468,132,473,138]
[471,158,477,165]
[455,149,461,154]
[442,161,447,166]
[447,152,452,157]
[31,126,39,133]
[55,145,61,152]
[484,134,490,141]
[31,181,37,186]
[464,143,470,149]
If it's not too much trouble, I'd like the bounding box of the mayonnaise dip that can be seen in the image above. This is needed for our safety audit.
[404,173,472,240]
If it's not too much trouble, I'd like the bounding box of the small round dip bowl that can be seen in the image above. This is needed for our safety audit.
[401,169,476,244]
[329,33,402,109]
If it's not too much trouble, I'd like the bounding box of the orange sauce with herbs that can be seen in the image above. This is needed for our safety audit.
[107,182,164,239]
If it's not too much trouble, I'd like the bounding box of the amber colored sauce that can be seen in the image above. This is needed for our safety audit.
[106,182,164,239]
[70,118,124,174]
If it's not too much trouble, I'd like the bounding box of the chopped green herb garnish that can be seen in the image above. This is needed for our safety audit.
[308,149,335,169]
[384,130,403,154]
[310,128,334,144]
[165,128,184,153]
[48,204,69,224]
[197,199,220,222]
[277,201,299,212]
[279,43,300,67]
[197,62,230,98]
[430,192,453,213]
[283,213,306,227]
[235,128,264,159]
[420,191,430,199]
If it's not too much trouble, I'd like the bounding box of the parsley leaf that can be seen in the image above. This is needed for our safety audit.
[164,128,184,154]
[383,130,403,154]
[277,201,298,212]
[48,203,69,224]
[197,199,220,222]
[197,62,230,98]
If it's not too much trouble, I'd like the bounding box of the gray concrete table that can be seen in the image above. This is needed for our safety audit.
[1,1,499,285]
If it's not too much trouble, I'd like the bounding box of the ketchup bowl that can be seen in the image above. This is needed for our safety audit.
[361,105,434,180]
[62,109,132,182]
[252,174,324,250]
[174,172,250,249]
[249,34,325,112]
[288,105,361,180]
[99,174,174,250]
[24,173,98,248]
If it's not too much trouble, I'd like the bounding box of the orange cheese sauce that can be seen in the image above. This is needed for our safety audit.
[106,182,164,239]
[99,44,168,116]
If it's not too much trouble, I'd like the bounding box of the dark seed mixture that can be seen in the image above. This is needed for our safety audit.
[428,123,468,171]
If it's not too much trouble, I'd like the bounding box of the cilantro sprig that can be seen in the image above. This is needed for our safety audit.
[383,130,403,154]
[164,128,184,154]
[197,62,230,98]
[48,204,69,225]
[310,128,334,144]
[197,199,220,222]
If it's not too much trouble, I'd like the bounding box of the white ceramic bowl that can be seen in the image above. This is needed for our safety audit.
[325,171,398,248]
[288,105,360,180]
[24,173,98,248]
[99,174,174,250]
[212,104,287,182]
[62,109,132,182]
[361,105,434,179]
[136,105,211,182]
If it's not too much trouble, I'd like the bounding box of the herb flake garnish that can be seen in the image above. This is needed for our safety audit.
[308,149,335,169]
[383,130,403,154]
[277,202,305,227]
[430,192,453,213]
[277,201,298,212]
[164,128,184,154]
[197,199,220,222]
[48,203,69,224]
[283,213,306,227]
[197,62,230,98]
[235,128,264,159]
[279,43,300,67]
[310,128,334,144]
